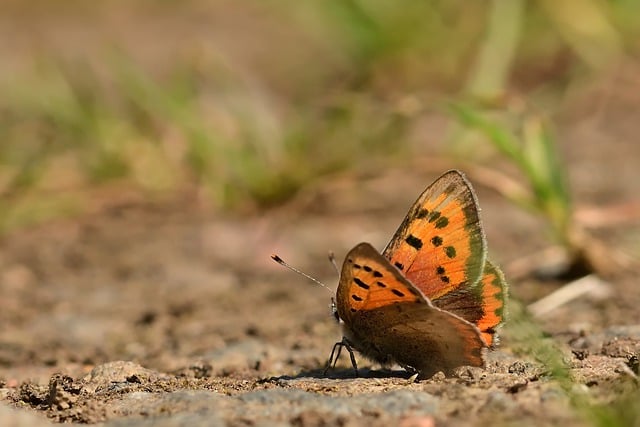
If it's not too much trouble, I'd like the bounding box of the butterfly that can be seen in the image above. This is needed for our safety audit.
[328,170,507,378]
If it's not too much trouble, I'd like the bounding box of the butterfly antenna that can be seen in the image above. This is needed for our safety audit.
[271,254,334,294]
[327,251,340,276]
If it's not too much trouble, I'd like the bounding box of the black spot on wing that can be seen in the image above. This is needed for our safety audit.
[416,208,429,219]
[436,266,445,275]
[435,216,449,229]
[353,278,370,290]
[391,289,405,297]
[376,281,387,288]
[445,246,457,258]
[405,234,423,250]
[428,211,441,222]
[394,262,404,271]
[431,236,443,247]
[372,270,383,278]
[351,294,363,302]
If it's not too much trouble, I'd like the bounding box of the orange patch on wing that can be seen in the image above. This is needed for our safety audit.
[337,243,423,322]
[387,198,481,301]
[406,199,474,299]
[476,261,507,347]
[382,171,486,304]
[348,262,421,311]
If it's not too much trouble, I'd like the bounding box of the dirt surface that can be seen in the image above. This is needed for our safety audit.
[1,101,640,426]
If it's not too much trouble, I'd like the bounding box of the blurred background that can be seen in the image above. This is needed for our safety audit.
[1,3,640,424]
[1,0,638,235]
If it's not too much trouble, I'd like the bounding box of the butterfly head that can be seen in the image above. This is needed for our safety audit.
[330,297,342,323]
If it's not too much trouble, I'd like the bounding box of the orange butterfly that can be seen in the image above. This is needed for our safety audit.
[329,170,507,378]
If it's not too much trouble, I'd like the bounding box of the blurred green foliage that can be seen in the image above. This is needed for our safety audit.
[450,103,574,250]
[0,0,638,232]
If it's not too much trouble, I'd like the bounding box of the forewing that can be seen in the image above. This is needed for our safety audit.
[382,170,486,300]
[336,242,425,325]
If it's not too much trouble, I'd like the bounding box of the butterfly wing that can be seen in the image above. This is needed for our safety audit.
[336,243,424,324]
[382,170,487,301]
[336,243,486,376]
[475,261,508,346]
[349,301,486,377]
[431,260,508,347]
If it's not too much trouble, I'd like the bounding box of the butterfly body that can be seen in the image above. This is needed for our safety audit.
[333,170,507,378]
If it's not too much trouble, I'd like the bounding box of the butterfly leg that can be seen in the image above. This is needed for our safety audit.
[324,337,359,377]
[324,341,343,374]
[398,363,419,377]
